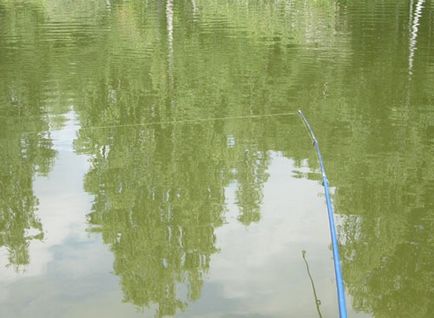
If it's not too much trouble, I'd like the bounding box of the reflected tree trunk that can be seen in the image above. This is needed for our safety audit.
[408,0,425,77]
[191,0,198,15]
[166,0,174,90]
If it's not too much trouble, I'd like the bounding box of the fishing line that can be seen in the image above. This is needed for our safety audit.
[79,112,298,130]
[298,110,348,318]
[3,112,298,136]
[302,250,323,318]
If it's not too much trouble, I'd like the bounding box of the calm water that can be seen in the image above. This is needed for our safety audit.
[0,0,433,317]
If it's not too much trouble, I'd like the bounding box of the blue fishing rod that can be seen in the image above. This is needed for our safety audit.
[298,110,348,318]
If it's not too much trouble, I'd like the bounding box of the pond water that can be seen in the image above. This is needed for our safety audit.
[0,0,433,317]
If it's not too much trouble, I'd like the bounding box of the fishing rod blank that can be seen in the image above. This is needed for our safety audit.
[298,110,348,318]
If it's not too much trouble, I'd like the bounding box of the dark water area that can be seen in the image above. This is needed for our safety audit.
[0,0,433,317]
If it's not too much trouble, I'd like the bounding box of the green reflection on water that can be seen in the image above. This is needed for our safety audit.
[0,0,433,317]
[0,0,56,268]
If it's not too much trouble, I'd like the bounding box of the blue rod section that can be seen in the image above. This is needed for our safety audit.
[298,110,348,318]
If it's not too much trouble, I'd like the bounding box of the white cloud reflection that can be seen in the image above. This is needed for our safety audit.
[0,120,368,317]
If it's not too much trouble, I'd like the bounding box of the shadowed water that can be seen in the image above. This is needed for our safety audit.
[0,0,433,317]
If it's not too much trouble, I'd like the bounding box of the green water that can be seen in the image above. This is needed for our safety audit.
[0,0,433,317]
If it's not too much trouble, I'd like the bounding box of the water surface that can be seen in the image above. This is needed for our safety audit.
[0,0,433,317]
